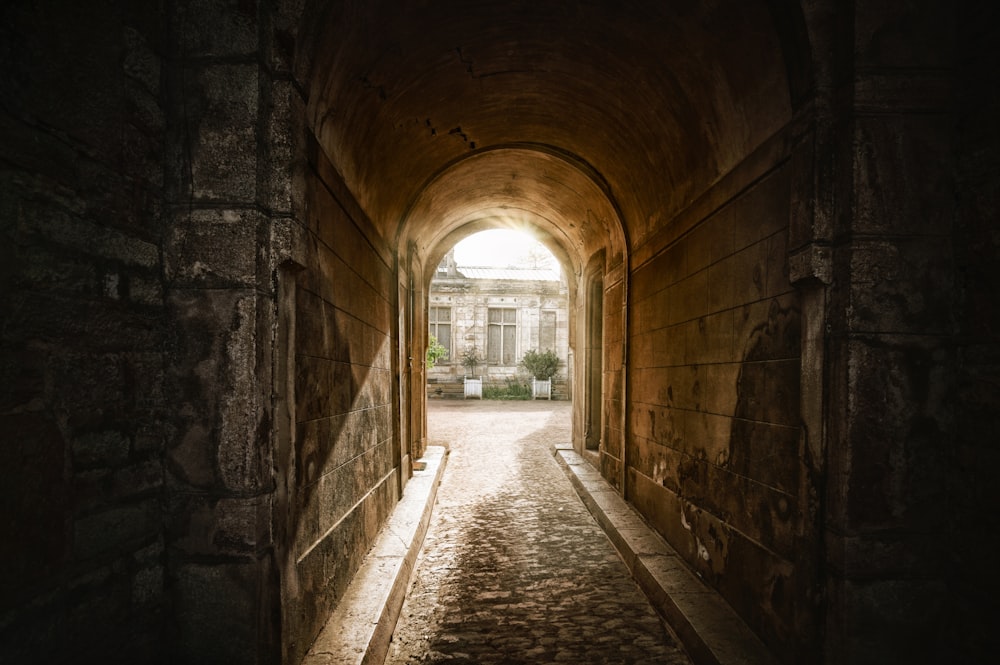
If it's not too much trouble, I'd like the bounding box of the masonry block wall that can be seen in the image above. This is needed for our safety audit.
[159,1,297,660]
[628,155,810,661]
[815,4,963,662]
[282,138,400,664]
[0,3,170,661]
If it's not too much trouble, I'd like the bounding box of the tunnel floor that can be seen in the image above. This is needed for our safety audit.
[384,401,692,665]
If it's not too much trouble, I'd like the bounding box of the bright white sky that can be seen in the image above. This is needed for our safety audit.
[453,229,557,270]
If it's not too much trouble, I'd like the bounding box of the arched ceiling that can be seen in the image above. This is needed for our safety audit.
[299,0,799,269]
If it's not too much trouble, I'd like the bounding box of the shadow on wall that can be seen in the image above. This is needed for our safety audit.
[277,154,399,664]
[674,297,807,660]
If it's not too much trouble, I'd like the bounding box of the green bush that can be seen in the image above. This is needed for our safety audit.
[519,348,559,380]
[426,334,448,368]
[483,377,532,400]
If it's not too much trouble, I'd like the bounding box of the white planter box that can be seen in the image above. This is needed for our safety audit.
[464,377,482,399]
[532,378,551,400]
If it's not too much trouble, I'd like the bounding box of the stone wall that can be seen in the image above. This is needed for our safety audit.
[816,3,960,662]
[159,0,299,660]
[281,137,400,665]
[0,2,169,661]
[628,154,809,661]
[1,2,996,664]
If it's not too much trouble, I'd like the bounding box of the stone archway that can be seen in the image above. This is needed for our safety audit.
[3,1,988,664]
[396,146,629,468]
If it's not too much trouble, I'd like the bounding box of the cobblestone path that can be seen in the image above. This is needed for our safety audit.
[385,401,691,665]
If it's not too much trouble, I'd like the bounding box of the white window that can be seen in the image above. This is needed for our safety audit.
[487,308,517,364]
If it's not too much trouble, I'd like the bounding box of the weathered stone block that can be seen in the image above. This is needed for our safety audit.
[171,561,259,664]
[173,0,259,59]
[643,365,699,411]
[732,167,792,252]
[166,289,266,492]
[631,287,669,334]
[763,230,791,298]
[842,337,950,532]
[714,522,801,662]
[726,238,770,308]
[700,362,741,415]
[848,237,953,335]
[677,409,728,462]
[166,208,261,287]
[297,405,392,486]
[72,430,130,469]
[74,499,159,560]
[295,355,354,421]
[177,62,259,202]
[131,539,166,608]
[685,310,736,365]
[727,419,801,495]
[286,469,398,665]
[262,81,307,213]
[669,269,710,325]
[634,243,687,298]
[733,294,800,362]
[73,459,163,511]
[642,324,683,368]
[168,495,270,558]
[705,248,738,320]
[852,115,953,236]
[628,470,694,564]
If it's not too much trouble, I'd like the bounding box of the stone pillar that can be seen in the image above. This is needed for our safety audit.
[163,1,306,661]
[816,2,956,662]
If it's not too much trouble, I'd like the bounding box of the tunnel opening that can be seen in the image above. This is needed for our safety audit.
[292,0,803,658]
[3,1,986,664]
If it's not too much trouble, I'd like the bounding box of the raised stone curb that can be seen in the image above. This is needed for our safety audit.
[553,444,779,665]
[302,446,449,665]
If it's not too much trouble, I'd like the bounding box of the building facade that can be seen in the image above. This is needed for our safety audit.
[427,250,570,385]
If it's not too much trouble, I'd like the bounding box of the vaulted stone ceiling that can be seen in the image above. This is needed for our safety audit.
[300,0,800,272]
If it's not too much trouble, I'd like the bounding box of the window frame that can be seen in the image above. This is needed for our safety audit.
[487,307,518,365]
[428,306,453,363]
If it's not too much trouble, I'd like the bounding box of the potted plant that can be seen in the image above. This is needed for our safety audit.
[519,349,559,399]
[460,346,484,399]
[460,346,483,380]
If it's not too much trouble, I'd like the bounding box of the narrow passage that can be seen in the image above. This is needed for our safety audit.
[385,401,691,665]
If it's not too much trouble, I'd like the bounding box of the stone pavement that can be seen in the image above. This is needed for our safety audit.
[384,401,692,665]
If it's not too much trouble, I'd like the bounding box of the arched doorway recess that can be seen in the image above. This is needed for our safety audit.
[396,146,629,468]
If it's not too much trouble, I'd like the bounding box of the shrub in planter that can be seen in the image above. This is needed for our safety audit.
[460,346,483,378]
[519,348,559,380]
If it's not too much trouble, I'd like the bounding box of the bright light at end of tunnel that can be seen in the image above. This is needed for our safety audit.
[453,229,558,271]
